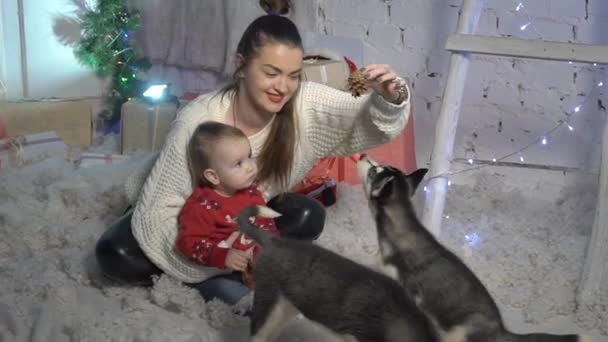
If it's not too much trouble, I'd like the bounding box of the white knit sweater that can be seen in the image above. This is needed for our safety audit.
[128,81,411,283]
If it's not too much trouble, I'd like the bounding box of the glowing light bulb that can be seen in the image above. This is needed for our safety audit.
[465,232,480,247]
[143,84,168,99]
[541,137,547,145]
[520,23,531,31]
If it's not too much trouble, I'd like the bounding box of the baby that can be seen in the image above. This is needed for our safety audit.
[176,121,279,289]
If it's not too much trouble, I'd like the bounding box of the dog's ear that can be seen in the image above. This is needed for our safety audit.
[371,175,395,198]
[405,168,428,196]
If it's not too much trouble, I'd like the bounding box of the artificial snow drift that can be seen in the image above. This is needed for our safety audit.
[0,150,606,341]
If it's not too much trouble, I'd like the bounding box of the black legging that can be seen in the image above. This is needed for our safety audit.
[95,192,326,286]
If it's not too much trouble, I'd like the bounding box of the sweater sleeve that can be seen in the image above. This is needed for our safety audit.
[298,81,411,159]
[130,98,211,274]
[176,197,230,269]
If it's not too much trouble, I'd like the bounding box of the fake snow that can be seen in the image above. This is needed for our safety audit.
[0,138,605,341]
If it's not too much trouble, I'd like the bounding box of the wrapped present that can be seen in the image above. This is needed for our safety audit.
[121,100,179,153]
[292,157,338,207]
[0,131,67,172]
[67,151,131,168]
[302,58,349,91]
[0,99,92,148]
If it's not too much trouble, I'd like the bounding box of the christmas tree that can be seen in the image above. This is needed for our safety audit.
[74,0,150,125]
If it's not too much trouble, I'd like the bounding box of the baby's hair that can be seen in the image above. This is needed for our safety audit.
[188,121,248,187]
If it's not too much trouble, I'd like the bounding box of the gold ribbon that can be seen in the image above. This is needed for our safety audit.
[71,153,115,166]
[0,135,26,164]
[1,135,62,165]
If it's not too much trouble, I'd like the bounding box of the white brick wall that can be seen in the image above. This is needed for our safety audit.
[315,0,606,175]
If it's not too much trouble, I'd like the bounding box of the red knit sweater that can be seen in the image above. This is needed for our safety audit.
[176,184,279,269]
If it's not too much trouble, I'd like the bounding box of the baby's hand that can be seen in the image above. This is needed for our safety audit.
[225,248,252,271]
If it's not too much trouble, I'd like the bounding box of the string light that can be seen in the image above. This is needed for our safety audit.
[512,2,543,37]
[427,0,605,237]
[465,232,480,246]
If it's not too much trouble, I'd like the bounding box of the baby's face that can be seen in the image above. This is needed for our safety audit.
[211,136,258,194]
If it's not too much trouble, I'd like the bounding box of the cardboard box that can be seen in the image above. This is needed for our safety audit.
[121,100,179,153]
[302,59,349,91]
[0,100,92,148]
[0,131,67,171]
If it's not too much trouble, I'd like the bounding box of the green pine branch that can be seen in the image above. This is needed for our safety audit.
[73,0,151,122]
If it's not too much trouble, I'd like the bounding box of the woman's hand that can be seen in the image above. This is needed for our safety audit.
[225,247,253,271]
[362,64,408,104]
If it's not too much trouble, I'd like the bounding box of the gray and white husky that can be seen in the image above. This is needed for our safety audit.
[356,154,593,342]
[236,205,440,342]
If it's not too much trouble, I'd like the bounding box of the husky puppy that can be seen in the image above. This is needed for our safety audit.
[356,154,593,342]
[236,205,440,342]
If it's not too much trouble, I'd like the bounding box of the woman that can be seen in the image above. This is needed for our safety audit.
[96,0,411,304]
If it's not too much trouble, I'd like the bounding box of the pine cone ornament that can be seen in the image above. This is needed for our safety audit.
[347,70,368,98]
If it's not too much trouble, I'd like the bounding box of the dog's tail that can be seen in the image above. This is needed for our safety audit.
[236,205,281,247]
[502,331,592,342]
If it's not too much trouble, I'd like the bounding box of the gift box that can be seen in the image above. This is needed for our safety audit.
[121,100,179,153]
[0,99,93,148]
[66,151,131,168]
[0,131,67,172]
[292,158,338,207]
[302,58,349,91]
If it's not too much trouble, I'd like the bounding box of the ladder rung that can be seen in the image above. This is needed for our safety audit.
[446,33,608,64]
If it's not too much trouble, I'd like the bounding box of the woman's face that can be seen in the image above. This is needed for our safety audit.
[241,42,303,114]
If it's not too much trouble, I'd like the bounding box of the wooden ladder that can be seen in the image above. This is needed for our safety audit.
[421,0,608,303]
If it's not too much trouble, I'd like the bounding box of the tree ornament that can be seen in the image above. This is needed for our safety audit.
[347,70,368,98]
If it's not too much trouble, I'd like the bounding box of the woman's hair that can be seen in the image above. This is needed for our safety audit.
[259,0,291,14]
[188,121,248,188]
[217,0,302,191]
